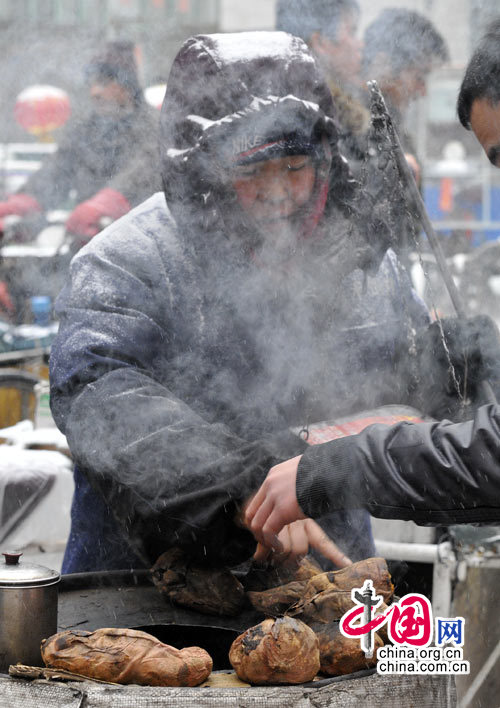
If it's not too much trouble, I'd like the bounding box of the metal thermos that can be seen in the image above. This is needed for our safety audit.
[0,551,60,672]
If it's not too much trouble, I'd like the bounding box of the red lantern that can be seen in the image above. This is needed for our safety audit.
[14,85,71,141]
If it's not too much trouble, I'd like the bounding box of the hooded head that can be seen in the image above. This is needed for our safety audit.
[86,40,143,111]
[159,33,359,261]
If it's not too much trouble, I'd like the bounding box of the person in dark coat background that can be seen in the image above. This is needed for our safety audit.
[0,41,161,246]
[50,31,440,575]
[245,21,500,554]
[361,8,448,266]
[275,0,370,166]
[362,8,448,160]
[276,2,448,268]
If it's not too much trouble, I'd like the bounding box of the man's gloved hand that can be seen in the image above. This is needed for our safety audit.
[0,193,41,218]
[414,315,500,419]
[65,188,131,242]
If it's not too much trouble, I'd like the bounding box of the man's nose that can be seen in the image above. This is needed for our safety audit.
[264,175,288,201]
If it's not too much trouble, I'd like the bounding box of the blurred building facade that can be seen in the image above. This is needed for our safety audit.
[0,0,220,141]
[0,0,499,248]
[0,0,497,142]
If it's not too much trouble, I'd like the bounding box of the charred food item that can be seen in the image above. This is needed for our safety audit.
[243,555,323,592]
[248,557,393,618]
[151,547,245,616]
[229,617,320,685]
[311,621,383,676]
[41,628,213,687]
[290,557,394,624]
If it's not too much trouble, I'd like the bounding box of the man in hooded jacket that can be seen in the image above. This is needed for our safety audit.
[0,41,161,246]
[50,32,440,574]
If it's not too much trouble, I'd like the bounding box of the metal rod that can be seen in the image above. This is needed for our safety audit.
[369,81,466,316]
[368,81,497,405]
[375,540,440,563]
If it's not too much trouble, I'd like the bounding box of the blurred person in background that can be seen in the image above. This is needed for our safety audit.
[276,2,448,267]
[361,8,448,266]
[49,32,446,575]
[246,20,500,554]
[0,41,161,248]
[362,8,449,180]
[276,0,370,164]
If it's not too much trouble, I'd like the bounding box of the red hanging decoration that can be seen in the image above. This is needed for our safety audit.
[14,85,71,142]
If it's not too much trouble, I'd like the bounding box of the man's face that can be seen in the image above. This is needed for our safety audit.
[90,80,134,115]
[232,154,317,259]
[232,154,316,226]
[375,61,432,109]
[310,11,362,85]
[470,97,500,167]
[397,64,430,100]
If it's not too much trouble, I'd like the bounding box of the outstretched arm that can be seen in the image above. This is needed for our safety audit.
[246,406,500,548]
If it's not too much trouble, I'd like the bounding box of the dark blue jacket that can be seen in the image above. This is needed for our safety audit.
[50,193,428,572]
[49,33,430,573]
[297,404,500,526]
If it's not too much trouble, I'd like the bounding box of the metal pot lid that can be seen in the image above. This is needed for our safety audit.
[0,551,60,587]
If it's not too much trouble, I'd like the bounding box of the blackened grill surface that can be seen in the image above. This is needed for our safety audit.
[58,570,263,634]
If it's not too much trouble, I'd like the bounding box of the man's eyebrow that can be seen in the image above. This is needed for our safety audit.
[487,144,500,166]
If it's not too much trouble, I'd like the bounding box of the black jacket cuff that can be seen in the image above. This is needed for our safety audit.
[296,437,360,518]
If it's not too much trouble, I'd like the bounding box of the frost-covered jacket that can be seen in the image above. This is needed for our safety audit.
[296,405,500,526]
[49,33,430,572]
[23,101,161,209]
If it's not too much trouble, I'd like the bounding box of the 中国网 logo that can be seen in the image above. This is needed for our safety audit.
[339,579,470,675]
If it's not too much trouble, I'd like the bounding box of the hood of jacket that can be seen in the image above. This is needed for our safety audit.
[160,32,393,273]
[160,34,351,232]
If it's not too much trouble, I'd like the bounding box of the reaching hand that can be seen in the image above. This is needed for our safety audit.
[253,517,352,568]
[245,455,304,546]
[245,455,351,567]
